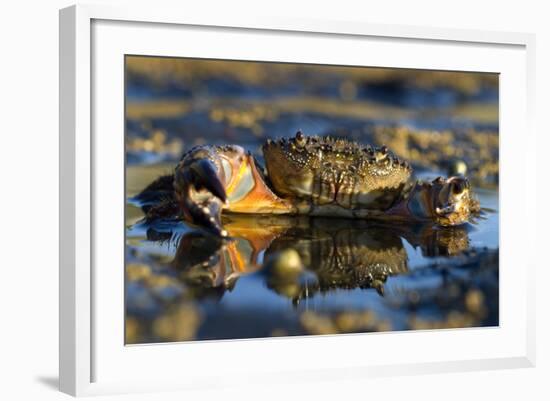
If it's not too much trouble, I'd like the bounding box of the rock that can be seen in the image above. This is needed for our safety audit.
[448,159,468,177]
[264,249,303,280]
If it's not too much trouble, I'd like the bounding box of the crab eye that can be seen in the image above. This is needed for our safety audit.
[374,147,388,162]
[295,130,306,147]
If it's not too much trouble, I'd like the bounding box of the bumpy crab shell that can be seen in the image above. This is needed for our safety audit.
[262,131,412,211]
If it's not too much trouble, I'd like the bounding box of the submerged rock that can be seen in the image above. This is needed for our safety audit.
[264,249,304,280]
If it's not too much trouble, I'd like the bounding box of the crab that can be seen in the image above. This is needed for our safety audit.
[139,131,480,236]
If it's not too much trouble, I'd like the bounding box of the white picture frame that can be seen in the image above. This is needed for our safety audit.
[59,4,536,397]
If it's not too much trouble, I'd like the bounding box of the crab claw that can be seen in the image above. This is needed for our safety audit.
[188,159,228,203]
[432,176,479,226]
[174,147,229,237]
[395,176,480,226]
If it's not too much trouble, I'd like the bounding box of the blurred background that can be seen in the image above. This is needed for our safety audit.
[125,56,498,185]
[125,56,499,344]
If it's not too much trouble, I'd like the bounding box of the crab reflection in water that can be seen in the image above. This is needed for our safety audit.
[148,215,472,304]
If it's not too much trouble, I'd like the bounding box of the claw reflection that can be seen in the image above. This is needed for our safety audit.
[148,215,471,302]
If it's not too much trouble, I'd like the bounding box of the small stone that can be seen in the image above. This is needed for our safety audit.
[126,263,151,281]
[448,159,468,177]
[264,249,303,279]
[465,289,484,314]
[152,304,202,342]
